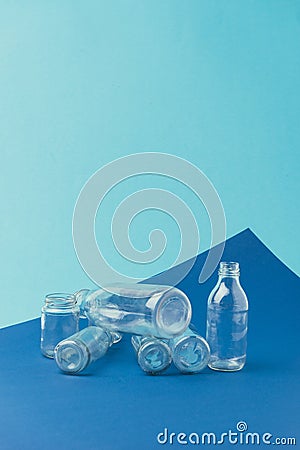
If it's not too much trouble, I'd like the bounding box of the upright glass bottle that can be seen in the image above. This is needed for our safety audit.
[41,293,80,358]
[76,284,191,339]
[206,262,248,371]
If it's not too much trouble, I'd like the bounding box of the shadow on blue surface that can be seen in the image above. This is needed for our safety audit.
[0,229,299,449]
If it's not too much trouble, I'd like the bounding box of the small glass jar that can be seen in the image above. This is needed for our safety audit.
[40,293,80,358]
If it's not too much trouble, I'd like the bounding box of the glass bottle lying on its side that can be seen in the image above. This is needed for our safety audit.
[54,326,122,374]
[169,327,210,374]
[76,284,192,339]
[131,335,172,375]
[131,327,210,375]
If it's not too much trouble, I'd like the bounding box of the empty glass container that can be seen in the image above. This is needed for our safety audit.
[206,262,248,371]
[169,327,210,373]
[131,335,172,374]
[41,293,80,358]
[54,326,120,374]
[76,284,192,338]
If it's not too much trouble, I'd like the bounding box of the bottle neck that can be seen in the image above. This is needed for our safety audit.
[74,289,90,313]
[217,274,241,289]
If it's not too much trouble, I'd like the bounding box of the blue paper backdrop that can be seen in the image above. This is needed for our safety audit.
[0,1,299,327]
[0,230,299,449]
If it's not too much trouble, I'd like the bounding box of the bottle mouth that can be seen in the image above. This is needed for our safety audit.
[45,293,76,309]
[155,289,192,338]
[218,262,240,276]
[138,340,172,374]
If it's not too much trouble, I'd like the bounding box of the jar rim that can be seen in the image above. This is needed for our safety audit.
[45,293,76,307]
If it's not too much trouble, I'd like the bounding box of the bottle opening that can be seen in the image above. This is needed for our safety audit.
[45,293,76,309]
[219,262,240,276]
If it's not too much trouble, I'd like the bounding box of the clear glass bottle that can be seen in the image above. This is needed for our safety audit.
[131,335,172,375]
[206,262,248,371]
[76,284,192,339]
[54,326,118,374]
[41,293,80,358]
[169,327,210,374]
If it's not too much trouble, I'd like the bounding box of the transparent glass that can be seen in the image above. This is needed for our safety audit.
[206,262,248,371]
[169,327,210,373]
[40,293,80,358]
[54,326,118,374]
[76,284,192,339]
[131,335,172,374]
[86,317,122,344]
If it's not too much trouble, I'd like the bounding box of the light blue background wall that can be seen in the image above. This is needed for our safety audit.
[1,1,299,327]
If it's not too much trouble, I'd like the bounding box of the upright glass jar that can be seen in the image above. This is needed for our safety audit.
[206,262,248,371]
[40,293,80,358]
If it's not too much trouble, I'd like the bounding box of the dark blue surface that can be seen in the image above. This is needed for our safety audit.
[0,229,299,449]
